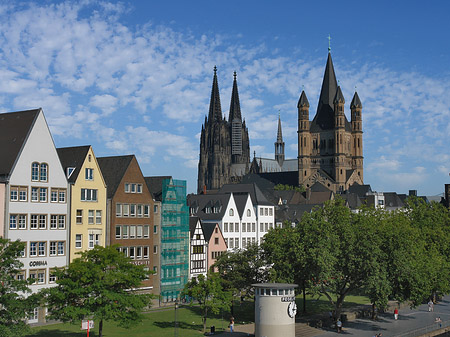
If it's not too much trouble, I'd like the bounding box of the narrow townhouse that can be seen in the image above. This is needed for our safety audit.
[0,109,69,323]
[57,146,107,261]
[97,155,155,293]
[189,216,207,279]
[144,176,189,303]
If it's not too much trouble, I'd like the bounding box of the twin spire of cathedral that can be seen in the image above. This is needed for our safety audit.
[207,67,243,124]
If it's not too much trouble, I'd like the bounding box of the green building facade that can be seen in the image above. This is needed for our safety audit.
[160,178,189,302]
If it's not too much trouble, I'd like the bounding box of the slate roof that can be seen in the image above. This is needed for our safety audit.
[144,176,172,201]
[187,193,231,221]
[310,53,352,133]
[202,222,218,242]
[97,155,134,199]
[348,184,372,198]
[297,90,309,108]
[384,192,405,210]
[219,183,272,206]
[56,146,91,183]
[276,204,320,224]
[0,109,40,179]
[351,92,362,109]
[341,192,363,210]
[258,171,299,187]
[189,216,200,238]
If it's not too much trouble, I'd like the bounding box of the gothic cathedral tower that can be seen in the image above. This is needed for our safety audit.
[198,68,250,193]
[297,52,364,192]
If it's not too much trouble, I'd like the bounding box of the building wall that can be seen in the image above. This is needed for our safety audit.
[69,147,107,261]
[208,224,227,272]
[0,183,5,236]
[109,157,155,290]
[5,110,69,323]
[190,220,207,278]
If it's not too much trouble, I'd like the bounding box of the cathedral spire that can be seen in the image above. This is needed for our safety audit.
[208,66,223,123]
[275,113,285,165]
[276,113,283,142]
[229,71,242,122]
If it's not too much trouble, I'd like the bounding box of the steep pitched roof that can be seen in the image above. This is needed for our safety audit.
[189,216,200,238]
[202,222,218,242]
[350,92,362,109]
[348,184,372,198]
[144,176,172,201]
[97,155,134,199]
[297,90,309,108]
[56,146,91,183]
[219,183,272,206]
[228,71,242,122]
[334,86,345,104]
[0,109,40,178]
[187,193,231,220]
[208,66,223,123]
[276,114,283,143]
[310,53,352,132]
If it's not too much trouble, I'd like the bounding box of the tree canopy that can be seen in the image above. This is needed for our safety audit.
[183,273,232,333]
[44,245,153,337]
[263,197,450,319]
[0,238,38,337]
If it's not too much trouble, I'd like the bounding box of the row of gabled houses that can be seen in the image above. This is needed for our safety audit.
[0,108,189,323]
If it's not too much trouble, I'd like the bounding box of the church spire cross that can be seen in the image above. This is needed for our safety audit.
[327,34,331,52]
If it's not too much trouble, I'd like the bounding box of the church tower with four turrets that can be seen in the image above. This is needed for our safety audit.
[197,50,363,193]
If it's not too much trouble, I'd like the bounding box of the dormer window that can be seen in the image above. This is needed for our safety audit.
[67,167,75,178]
[229,209,234,216]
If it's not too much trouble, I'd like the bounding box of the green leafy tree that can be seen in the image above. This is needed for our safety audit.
[44,245,152,337]
[0,238,38,337]
[262,226,310,312]
[183,273,232,333]
[214,244,267,297]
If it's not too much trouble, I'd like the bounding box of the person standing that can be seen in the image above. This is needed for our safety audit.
[336,319,342,333]
[428,300,434,312]
[229,316,234,333]
[394,308,399,320]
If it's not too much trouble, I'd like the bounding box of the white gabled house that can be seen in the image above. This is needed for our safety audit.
[187,183,275,251]
[0,109,69,324]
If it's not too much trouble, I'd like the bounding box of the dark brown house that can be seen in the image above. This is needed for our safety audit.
[97,155,156,292]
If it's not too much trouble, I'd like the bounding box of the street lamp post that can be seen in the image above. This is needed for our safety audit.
[174,300,179,337]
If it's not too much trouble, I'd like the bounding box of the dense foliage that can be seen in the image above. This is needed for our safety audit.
[183,273,232,332]
[44,245,153,337]
[0,238,39,337]
[262,197,450,319]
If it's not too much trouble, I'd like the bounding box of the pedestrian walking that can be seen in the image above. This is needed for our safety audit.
[436,317,442,328]
[394,308,398,320]
[428,299,434,312]
[229,316,234,333]
[336,319,342,333]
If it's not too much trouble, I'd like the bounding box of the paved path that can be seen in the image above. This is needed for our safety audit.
[316,296,450,337]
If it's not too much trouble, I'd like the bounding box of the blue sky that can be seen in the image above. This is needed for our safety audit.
[0,1,449,195]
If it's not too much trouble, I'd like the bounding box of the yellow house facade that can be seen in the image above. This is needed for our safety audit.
[57,146,107,261]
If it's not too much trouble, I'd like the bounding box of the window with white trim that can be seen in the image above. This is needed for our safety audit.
[85,168,94,180]
[137,225,143,238]
[144,205,150,217]
[30,215,38,229]
[96,210,101,224]
[116,203,122,217]
[81,188,97,201]
[75,234,82,248]
[76,210,83,224]
[129,225,136,239]
[115,225,122,239]
[88,210,94,224]
[143,246,149,259]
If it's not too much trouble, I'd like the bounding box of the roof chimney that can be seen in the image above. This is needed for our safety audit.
[409,190,417,197]
[203,185,207,195]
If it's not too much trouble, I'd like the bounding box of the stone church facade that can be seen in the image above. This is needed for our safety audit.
[197,67,250,193]
[198,52,364,193]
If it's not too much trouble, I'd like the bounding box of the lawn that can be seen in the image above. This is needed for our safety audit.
[28,301,254,337]
[28,294,369,336]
